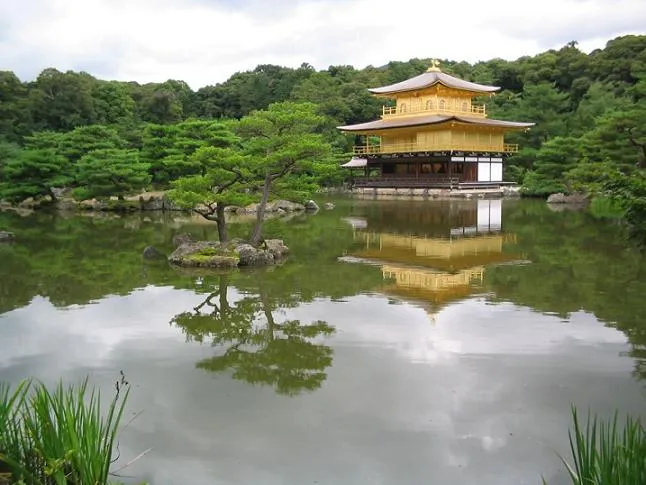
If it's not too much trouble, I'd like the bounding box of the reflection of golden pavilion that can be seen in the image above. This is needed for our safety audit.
[345,200,520,317]
[382,264,485,307]
[383,264,484,291]
[356,232,517,271]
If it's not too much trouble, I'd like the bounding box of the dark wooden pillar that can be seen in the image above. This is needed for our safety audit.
[415,163,420,179]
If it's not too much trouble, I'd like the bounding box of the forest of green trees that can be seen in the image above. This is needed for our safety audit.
[0,35,645,237]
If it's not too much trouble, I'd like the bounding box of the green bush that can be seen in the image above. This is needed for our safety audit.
[604,172,646,245]
[564,161,621,196]
[589,196,624,220]
[520,170,567,197]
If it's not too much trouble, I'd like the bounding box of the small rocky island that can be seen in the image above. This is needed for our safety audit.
[168,234,289,268]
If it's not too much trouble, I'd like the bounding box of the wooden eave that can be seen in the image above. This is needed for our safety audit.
[368,71,500,96]
[338,115,535,135]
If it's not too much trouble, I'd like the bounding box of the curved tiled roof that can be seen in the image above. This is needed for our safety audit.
[338,115,534,132]
[369,71,499,95]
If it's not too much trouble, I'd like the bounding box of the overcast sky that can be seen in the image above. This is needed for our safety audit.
[1,0,645,88]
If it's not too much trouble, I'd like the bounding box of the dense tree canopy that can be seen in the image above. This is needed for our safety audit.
[1,34,646,234]
[75,148,151,200]
[0,147,72,202]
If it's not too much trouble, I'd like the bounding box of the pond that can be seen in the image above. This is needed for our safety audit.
[0,198,644,485]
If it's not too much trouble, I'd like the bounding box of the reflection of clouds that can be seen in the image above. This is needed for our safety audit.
[0,286,223,374]
[279,293,640,485]
[0,287,643,485]
[1,282,284,360]
[286,294,628,364]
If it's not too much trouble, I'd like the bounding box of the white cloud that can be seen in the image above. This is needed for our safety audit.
[0,0,645,88]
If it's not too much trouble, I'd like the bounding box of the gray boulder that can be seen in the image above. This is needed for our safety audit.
[0,231,15,242]
[140,196,164,211]
[324,202,335,210]
[271,200,305,212]
[79,199,100,210]
[56,199,78,211]
[18,198,37,209]
[236,243,274,266]
[264,239,290,258]
[547,193,589,204]
[546,193,567,204]
[51,187,69,199]
[172,233,194,248]
[305,200,320,211]
[502,185,521,198]
[238,203,258,215]
[139,195,184,211]
[231,200,306,214]
[142,246,165,260]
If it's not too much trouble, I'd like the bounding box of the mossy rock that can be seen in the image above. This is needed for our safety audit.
[183,253,240,268]
[168,239,288,268]
[168,242,239,268]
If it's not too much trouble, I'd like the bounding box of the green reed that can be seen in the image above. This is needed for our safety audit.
[553,406,646,485]
[0,377,130,485]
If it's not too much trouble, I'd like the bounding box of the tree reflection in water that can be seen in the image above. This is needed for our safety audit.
[171,274,335,396]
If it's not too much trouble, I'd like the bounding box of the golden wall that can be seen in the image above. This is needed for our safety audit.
[393,86,475,115]
[415,129,453,147]
[377,125,504,153]
[447,127,504,151]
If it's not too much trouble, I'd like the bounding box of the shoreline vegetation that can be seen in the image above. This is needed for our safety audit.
[547,408,646,485]
[0,34,645,243]
[0,376,144,485]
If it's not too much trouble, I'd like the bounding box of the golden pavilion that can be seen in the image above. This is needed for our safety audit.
[338,61,534,188]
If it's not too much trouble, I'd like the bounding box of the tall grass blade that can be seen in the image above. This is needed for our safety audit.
[558,406,646,485]
[0,376,136,485]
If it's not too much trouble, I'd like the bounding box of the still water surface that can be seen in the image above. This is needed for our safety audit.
[0,198,645,485]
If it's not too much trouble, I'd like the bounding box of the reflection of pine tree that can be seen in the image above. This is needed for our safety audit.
[171,275,335,396]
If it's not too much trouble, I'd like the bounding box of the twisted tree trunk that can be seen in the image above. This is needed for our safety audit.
[216,203,228,243]
[249,175,271,246]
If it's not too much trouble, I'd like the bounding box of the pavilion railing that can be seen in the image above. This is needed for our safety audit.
[353,142,519,155]
[382,103,487,118]
[351,176,460,188]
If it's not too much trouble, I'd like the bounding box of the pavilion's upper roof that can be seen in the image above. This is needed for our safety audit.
[338,114,534,132]
[369,68,500,96]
